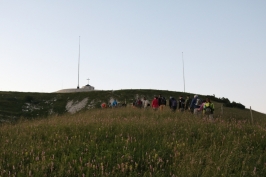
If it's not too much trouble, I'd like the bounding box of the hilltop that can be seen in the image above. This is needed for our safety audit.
[0,89,264,123]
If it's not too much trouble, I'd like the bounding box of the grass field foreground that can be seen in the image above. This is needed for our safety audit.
[1,108,266,176]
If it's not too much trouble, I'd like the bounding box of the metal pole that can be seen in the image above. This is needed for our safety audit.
[182,52,185,92]
[250,106,254,125]
[77,36,80,89]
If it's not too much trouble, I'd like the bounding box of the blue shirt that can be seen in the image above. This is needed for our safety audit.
[112,100,117,106]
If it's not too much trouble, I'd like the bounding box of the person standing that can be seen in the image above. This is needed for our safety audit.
[184,95,191,111]
[158,94,166,111]
[190,95,198,113]
[198,100,206,117]
[203,98,215,121]
[152,96,159,111]
[169,97,177,112]
[135,98,142,108]
[101,102,107,108]
[112,99,118,108]
[143,97,150,109]
[178,96,185,112]
[190,95,201,115]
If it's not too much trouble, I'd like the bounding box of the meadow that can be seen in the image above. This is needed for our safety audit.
[1,107,266,176]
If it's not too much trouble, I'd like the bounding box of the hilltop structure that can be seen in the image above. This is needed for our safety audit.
[56,79,95,93]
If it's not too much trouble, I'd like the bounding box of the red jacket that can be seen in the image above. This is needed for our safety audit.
[152,98,159,108]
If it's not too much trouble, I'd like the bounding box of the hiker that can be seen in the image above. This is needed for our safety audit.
[135,98,142,108]
[132,99,137,108]
[132,101,136,107]
[112,99,118,108]
[178,96,185,112]
[121,102,127,107]
[101,102,107,108]
[169,97,177,112]
[142,97,150,109]
[158,94,166,111]
[203,98,215,121]
[152,96,159,110]
[189,95,197,113]
[190,95,202,115]
[184,95,191,111]
[198,100,206,116]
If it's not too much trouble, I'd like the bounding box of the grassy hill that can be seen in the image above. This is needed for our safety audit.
[0,89,192,121]
[0,89,264,123]
[0,89,266,176]
[0,107,266,176]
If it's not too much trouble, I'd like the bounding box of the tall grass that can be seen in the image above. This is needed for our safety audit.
[1,108,266,176]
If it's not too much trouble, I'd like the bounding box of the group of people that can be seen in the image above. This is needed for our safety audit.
[188,95,215,119]
[101,99,119,108]
[150,94,188,111]
[150,94,215,119]
[104,94,215,119]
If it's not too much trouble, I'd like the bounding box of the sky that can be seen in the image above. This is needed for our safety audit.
[1,1,266,114]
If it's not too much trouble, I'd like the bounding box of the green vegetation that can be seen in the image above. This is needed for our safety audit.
[0,90,265,176]
[0,89,194,122]
[0,108,266,176]
[0,89,259,123]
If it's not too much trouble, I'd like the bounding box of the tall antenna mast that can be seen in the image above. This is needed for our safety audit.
[182,52,185,93]
[77,36,80,89]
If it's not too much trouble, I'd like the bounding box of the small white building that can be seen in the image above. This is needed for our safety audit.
[55,79,95,93]
[81,84,95,90]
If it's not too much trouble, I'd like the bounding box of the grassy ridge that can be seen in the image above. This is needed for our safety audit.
[1,108,266,176]
[1,89,264,123]
[0,89,191,122]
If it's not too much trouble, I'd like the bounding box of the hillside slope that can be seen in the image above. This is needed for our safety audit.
[0,89,264,123]
[1,108,266,176]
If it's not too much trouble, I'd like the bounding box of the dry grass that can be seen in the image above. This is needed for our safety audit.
[1,107,266,176]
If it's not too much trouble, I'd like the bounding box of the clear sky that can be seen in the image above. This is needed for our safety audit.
[1,1,266,114]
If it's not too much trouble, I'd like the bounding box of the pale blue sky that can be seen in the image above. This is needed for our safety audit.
[1,1,265,113]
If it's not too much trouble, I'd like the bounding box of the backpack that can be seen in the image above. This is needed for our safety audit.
[172,99,177,107]
[205,103,213,115]
[161,97,166,105]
